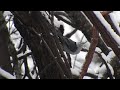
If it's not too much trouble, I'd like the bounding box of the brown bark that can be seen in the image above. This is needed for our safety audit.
[79,27,99,79]
[101,11,113,16]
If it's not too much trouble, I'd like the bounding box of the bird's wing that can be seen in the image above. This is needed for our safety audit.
[64,37,78,52]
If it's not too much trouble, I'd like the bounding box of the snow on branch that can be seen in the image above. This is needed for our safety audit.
[84,11,120,60]
[0,68,16,79]
[53,11,71,23]
[103,12,120,36]
[109,13,120,36]
[93,11,120,46]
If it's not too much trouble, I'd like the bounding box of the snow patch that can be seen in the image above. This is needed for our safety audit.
[0,68,16,79]
[98,63,114,78]
[71,68,80,76]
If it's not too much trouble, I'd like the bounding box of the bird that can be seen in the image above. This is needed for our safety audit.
[58,25,86,55]
[59,36,85,55]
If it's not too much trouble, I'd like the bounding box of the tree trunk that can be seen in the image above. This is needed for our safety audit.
[12,11,72,79]
[0,11,13,78]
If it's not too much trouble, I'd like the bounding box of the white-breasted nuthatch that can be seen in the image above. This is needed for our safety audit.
[59,36,86,55]
[58,25,86,55]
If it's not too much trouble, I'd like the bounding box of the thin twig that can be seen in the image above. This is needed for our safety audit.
[73,55,77,68]
[18,52,32,60]
[65,28,78,38]
[85,73,98,79]
[23,57,33,79]
[95,52,114,79]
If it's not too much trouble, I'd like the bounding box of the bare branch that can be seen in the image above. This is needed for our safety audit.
[84,11,120,60]
[79,26,99,79]
[65,28,78,38]
[103,13,120,36]
[95,52,114,79]
[101,11,113,16]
